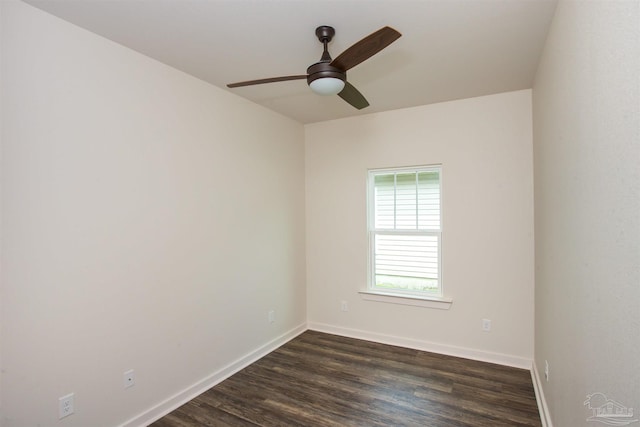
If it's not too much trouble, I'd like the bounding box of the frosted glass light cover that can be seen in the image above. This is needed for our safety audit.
[309,77,345,96]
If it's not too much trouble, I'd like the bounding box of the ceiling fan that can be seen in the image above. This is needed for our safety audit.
[227,25,402,110]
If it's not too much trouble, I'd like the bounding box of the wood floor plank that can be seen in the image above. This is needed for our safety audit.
[150,331,541,426]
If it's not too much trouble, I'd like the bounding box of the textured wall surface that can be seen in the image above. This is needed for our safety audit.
[1,2,306,425]
[533,1,640,425]
[306,90,534,366]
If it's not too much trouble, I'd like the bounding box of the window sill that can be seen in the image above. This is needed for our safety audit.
[358,291,453,310]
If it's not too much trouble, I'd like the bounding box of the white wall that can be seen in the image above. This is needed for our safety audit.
[0,2,306,426]
[305,90,534,366]
[532,1,640,425]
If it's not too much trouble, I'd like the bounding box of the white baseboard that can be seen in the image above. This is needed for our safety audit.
[531,360,553,427]
[119,323,307,427]
[307,322,533,370]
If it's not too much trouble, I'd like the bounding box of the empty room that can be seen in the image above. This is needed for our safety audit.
[1,0,638,426]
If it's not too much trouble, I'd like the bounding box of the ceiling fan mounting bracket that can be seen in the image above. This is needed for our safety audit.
[315,26,335,43]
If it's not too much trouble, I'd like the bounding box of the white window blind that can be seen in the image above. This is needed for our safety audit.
[369,167,442,296]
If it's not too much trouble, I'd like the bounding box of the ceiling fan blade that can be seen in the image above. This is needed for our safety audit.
[338,81,370,110]
[227,75,307,88]
[330,26,401,71]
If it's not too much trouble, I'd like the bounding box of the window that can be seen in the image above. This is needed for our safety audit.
[367,166,442,297]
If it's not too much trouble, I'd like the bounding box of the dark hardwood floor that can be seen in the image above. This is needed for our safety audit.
[150,330,541,426]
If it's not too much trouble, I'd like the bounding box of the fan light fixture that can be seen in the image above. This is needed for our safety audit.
[309,77,345,96]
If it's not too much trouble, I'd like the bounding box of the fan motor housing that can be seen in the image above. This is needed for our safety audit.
[306,62,346,85]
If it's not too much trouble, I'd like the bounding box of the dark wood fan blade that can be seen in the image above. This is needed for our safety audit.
[338,81,369,110]
[331,26,401,71]
[227,75,307,88]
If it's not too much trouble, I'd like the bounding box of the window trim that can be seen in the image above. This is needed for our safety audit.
[366,165,445,300]
[358,290,452,309]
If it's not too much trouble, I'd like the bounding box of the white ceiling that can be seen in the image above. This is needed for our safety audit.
[24,0,557,124]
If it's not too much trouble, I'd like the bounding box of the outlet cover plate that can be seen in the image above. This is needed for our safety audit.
[59,393,74,419]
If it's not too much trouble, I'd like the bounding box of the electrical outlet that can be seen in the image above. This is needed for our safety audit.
[340,300,348,312]
[544,360,550,381]
[268,310,275,323]
[58,393,74,419]
[124,369,135,389]
[482,318,491,332]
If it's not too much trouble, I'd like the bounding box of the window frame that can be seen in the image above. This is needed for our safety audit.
[366,165,446,301]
